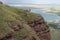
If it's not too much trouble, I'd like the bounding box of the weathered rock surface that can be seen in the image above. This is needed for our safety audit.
[28,17,50,40]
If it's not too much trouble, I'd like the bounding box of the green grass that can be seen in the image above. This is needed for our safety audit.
[0,3,41,40]
[50,27,60,40]
[1,3,60,40]
[48,22,60,40]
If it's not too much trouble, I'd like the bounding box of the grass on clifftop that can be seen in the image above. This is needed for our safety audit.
[0,3,41,40]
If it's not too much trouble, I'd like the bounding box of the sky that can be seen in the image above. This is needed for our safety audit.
[0,0,60,4]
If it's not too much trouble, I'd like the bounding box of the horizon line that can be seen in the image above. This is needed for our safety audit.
[5,3,60,5]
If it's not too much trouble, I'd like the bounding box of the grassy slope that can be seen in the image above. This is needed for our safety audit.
[50,27,60,40]
[2,4,42,21]
[48,22,60,40]
[0,4,41,40]
[1,3,60,40]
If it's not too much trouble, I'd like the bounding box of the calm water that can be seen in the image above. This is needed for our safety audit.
[31,8,60,21]
[18,7,60,21]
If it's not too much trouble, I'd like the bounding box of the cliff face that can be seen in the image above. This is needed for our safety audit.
[28,17,50,40]
[0,3,50,40]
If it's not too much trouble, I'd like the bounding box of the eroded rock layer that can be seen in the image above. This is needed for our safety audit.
[28,17,50,40]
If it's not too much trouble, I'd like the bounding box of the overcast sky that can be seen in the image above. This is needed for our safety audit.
[0,0,60,4]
